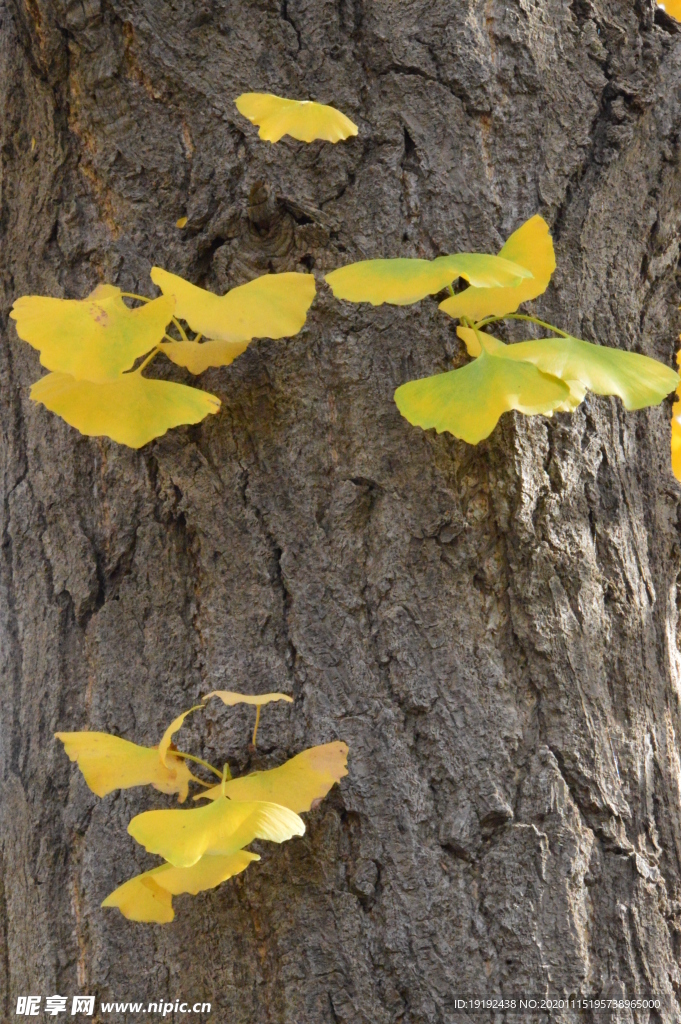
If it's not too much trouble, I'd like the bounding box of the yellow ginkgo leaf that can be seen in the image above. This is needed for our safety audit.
[394,341,570,444]
[102,851,259,923]
[324,253,532,307]
[160,339,251,375]
[11,286,175,382]
[462,328,680,411]
[659,0,681,19]
[197,741,349,810]
[151,268,316,345]
[439,215,555,322]
[204,690,294,708]
[30,371,220,448]
[671,347,681,483]
[55,732,196,802]
[128,797,305,868]
[176,216,188,228]
[235,92,358,144]
[672,410,681,482]
[102,874,174,924]
[157,706,204,768]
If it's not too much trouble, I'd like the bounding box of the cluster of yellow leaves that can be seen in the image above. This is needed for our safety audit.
[56,692,348,924]
[12,271,316,448]
[386,216,679,444]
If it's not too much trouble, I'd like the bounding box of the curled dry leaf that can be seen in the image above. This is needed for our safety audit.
[102,851,260,923]
[197,741,349,811]
[235,92,358,143]
[325,253,532,307]
[55,731,197,803]
[439,215,555,321]
[30,371,220,448]
[128,797,305,868]
[11,286,174,382]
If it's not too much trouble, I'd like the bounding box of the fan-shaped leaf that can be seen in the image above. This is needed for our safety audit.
[394,344,570,444]
[55,732,196,802]
[466,329,680,411]
[30,371,220,448]
[204,690,294,708]
[11,286,174,382]
[102,851,259,923]
[102,874,174,923]
[151,268,316,345]
[128,797,305,868]
[325,253,532,307]
[235,92,358,143]
[439,215,555,321]
[160,339,250,374]
[197,741,349,810]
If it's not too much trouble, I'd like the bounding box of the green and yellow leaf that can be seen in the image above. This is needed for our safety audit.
[459,327,680,411]
[204,690,294,708]
[160,339,251,375]
[11,286,174,382]
[324,253,533,307]
[394,341,570,444]
[197,741,349,811]
[55,732,196,802]
[128,797,305,868]
[439,215,555,321]
[235,92,358,143]
[151,268,316,347]
[102,851,259,923]
[30,371,220,448]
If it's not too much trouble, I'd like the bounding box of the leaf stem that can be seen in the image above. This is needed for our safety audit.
[252,706,261,748]
[172,317,189,343]
[473,313,571,338]
[136,346,161,373]
[172,750,224,780]
[121,292,151,303]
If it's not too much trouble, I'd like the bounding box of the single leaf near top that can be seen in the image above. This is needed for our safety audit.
[128,796,305,868]
[235,92,358,143]
[204,690,294,708]
[394,336,570,444]
[458,327,680,411]
[151,269,316,349]
[55,732,197,802]
[197,741,349,810]
[324,253,533,307]
[102,851,260,923]
[439,215,555,322]
[30,371,220,449]
[11,286,174,382]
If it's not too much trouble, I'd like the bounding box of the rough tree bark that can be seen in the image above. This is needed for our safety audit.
[2,0,681,1021]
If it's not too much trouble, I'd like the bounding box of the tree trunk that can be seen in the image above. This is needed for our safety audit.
[2,0,681,1020]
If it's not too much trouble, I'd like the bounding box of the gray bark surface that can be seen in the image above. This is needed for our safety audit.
[2,0,681,1020]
